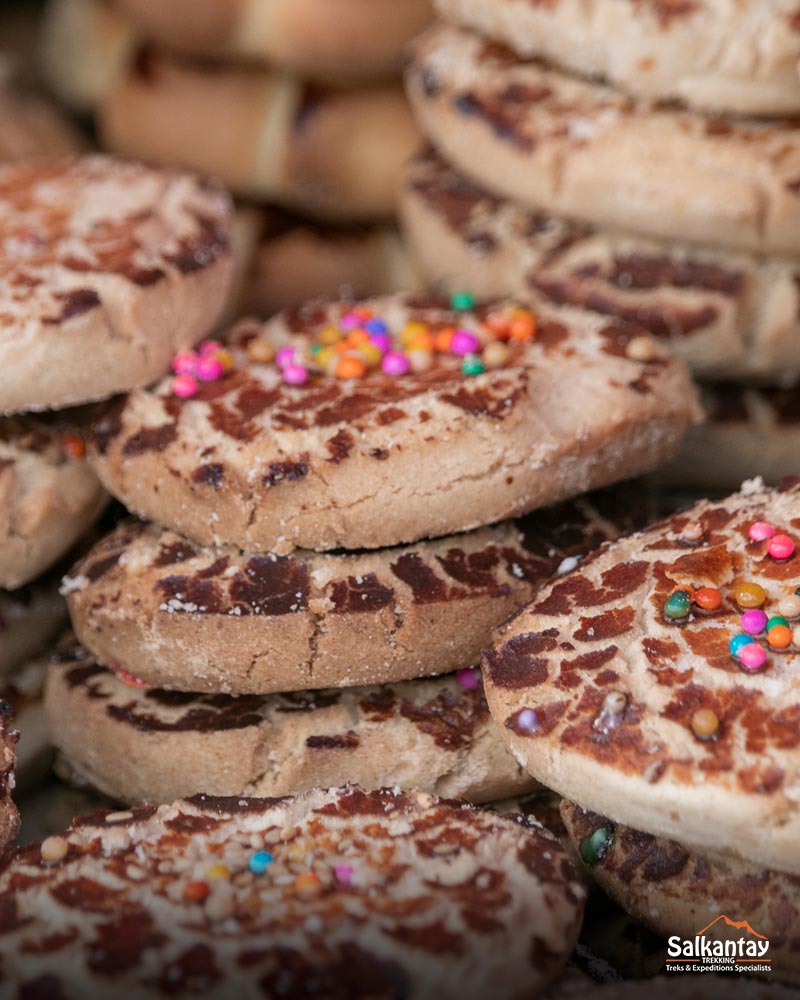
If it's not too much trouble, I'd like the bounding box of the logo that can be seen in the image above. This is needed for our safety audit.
[665,915,772,975]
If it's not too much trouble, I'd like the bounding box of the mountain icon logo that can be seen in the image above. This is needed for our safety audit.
[696,915,767,940]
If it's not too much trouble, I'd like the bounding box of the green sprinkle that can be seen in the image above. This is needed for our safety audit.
[579,826,614,868]
[664,589,692,621]
[462,354,485,376]
[309,343,322,356]
[767,616,789,631]
[451,291,475,311]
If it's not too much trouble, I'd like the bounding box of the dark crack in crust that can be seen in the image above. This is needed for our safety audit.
[0,787,585,998]
[483,482,800,875]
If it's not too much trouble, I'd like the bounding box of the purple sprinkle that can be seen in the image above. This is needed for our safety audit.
[450,329,480,356]
[340,312,361,331]
[382,351,410,376]
[335,864,353,885]
[515,709,538,733]
[194,356,224,382]
[283,364,309,386]
[276,346,296,370]
[457,667,480,689]
[369,332,392,353]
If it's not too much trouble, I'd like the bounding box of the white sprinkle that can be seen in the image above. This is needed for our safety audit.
[557,556,580,576]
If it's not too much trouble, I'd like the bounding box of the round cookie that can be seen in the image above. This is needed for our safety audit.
[0,156,233,415]
[0,417,107,590]
[87,294,699,553]
[0,700,19,851]
[64,491,639,693]
[116,0,432,82]
[0,574,65,679]
[45,642,538,806]
[561,801,800,985]
[0,86,83,162]
[101,53,420,222]
[483,479,800,875]
[2,655,51,791]
[39,0,136,113]
[407,24,800,255]
[0,787,585,998]
[658,386,800,491]
[435,0,800,117]
[402,149,800,384]
[238,213,420,318]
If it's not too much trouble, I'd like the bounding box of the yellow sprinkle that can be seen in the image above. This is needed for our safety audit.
[691,708,719,740]
[358,343,383,367]
[206,864,231,880]
[319,326,342,346]
[246,340,275,364]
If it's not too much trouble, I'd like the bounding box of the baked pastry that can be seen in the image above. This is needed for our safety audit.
[0,156,233,414]
[406,25,800,254]
[101,53,420,222]
[483,479,800,875]
[0,787,585,998]
[401,149,800,384]
[435,0,800,117]
[45,642,538,805]
[87,294,699,552]
[0,86,83,161]
[64,491,639,693]
[0,417,106,589]
[0,573,65,679]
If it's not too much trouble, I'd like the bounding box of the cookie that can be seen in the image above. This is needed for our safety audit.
[116,0,431,82]
[435,0,800,117]
[64,490,639,693]
[407,25,800,255]
[0,574,65,679]
[561,801,800,985]
[0,700,19,851]
[0,156,234,415]
[0,786,585,998]
[0,417,107,590]
[1,655,50,791]
[0,86,83,161]
[658,386,800,491]
[483,479,800,875]
[238,212,420,318]
[45,641,537,805]
[101,53,420,222]
[87,294,698,553]
[402,149,800,384]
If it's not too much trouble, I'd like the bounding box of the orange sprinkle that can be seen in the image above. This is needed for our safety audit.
[294,871,322,896]
[768,625,793,649]
[347,329,369,347]
[484,313,511,338]
[509,313,536,342]
[408,331,434,352]
[694,587,722,611]
[61,433,85,459]
[335,356,367,379]
[352,306,373,320]
[434,328,455,353]
[183,880,210,902]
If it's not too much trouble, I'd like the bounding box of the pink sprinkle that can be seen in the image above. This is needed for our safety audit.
[768,534,796,561]
[749,521,776,543]
[172,353,197,376]
[340,312,361,331]
[450,329,480,356]
[515,709,538,733]
[195,356,224,382]
[276,346,297,370]
[457,667,480,689]
[283,364,309,386]
[369,332,392,353]
[739,643,767,672]
[741,609,767,635]
[171,374,198,398]
[334,864,353,885]
[198,340,222,357]
[381,351,410,376]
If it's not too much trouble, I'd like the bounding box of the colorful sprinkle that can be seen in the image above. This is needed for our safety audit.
[275,346,297,370]
[334,864,353,885]
[206,864,231,880]
[198,340,222,357]
[482,341,510,368]
[171,373,198,398]
[294,872,322,897]
[114,667,151,689]
[248,851,274,875]
[450,330,480,356]
[733,582,766,609]
[183,880,210,902]
[680,522,704,543]
[195,355,224,382]
[767,625,793,650]
[694,587,722,612]
[778,594,800,619]
[335,356,366,380]
[729,633,755,658]
[282,364,309,386]
[515,708,538,733]
[664,589,692,620]
[40,836,68,863]
[739,643,767,672]
[579,826,614,867]
[172,352,196,375]
[461,354,485,376]
[408,348,433,372]
[740,610,767,635]
[450,291,476,311]
[625,335,657,362]
[364,318,388,335]
[381,351,410,376]
[748,521,776,542]
[61,433,85,459]
[246,339,275,363]
[457,667,480,689]
[691,708,719,741]
[768,534,795,561]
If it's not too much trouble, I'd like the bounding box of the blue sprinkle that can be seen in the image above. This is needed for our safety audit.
[249,851,274,874]
[364,318,388,334]
[728,633,755,659]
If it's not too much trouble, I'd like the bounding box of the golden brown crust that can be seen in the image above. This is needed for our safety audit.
[87,294,699,553]
[407,25,800,254]
[0,156,234,414]
[561,801,800,985]
[45,642,538,805]
[483,480,800,875]
[64,491,639,693]
[401,149,800,384]
[0,787,585,998]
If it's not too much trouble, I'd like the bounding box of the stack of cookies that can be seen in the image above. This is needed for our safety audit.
[483,478,800,983]
[0,154,234,798]
[40,0,428,314]
[46,290,698,809]
[401,0,800,493]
